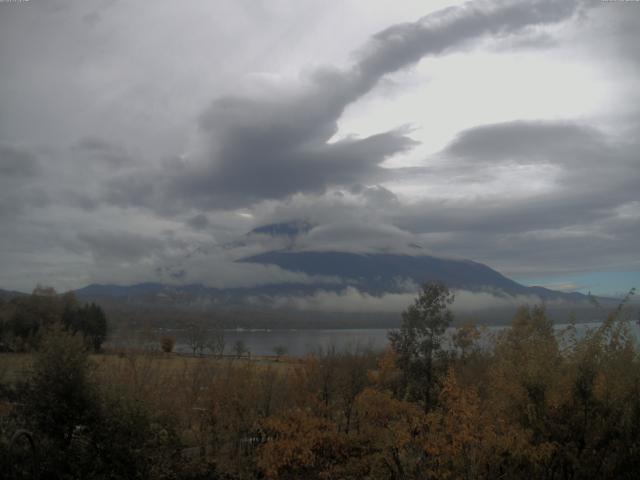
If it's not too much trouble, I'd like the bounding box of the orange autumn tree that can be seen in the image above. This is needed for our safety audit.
[352,387,427,479]
[258,408,344,479]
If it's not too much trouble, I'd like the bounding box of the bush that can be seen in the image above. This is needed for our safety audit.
[20,324,97,446]
[160,336,176,354]
[14,323,183,479]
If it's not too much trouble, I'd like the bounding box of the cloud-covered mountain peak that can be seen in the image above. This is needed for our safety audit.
[247,220,314,238]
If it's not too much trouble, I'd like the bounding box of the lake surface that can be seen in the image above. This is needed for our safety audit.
[176,328,391,356]
[159,320,640,357]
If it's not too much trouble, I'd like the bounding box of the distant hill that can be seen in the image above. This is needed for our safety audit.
[0,288,27,300]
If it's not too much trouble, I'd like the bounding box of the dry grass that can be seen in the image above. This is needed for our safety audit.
[0,353,33,385]
[0,351,298,382]
[0,350,300,448]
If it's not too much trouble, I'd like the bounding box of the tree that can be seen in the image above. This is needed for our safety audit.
[452,320,482,361]
[62,302,108,352]
[186,321,206,356]
[334,348,374,434]
[423,368,494,479]
[388,281,454,411]
[32,284,57,298]
[205,320,226,358]
[84,303,107,352]
[19,323,98,450]
[16,323,182,478]
[8,309,40,350]
[7,287,64,350]
[258,408,344,479]
[233,340,248,359]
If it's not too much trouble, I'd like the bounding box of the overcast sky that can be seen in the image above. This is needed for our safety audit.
[1,0,638,296]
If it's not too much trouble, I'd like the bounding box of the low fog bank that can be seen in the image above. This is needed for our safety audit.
[253,287,593,314]
[95,286,632,331]
[244,287,627,326]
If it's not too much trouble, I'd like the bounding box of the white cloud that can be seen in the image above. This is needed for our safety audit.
[251,286,577,314]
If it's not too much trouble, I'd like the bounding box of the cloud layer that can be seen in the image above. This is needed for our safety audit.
[1,0,638,296]
[102,0,582,211]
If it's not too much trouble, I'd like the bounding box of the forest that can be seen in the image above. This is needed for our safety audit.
[1,283,639,479]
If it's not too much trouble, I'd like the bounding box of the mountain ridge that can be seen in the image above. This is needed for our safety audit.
[240,250,587,301]
[71,221,595,311]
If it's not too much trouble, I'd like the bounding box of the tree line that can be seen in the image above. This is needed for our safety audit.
[0,286,107,352]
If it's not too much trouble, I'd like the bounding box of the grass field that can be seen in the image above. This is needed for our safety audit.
[0,350,297,386]
[0,353,33,386]
[1,350,300,447]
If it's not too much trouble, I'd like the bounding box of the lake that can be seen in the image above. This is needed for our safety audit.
[160,320,640,357]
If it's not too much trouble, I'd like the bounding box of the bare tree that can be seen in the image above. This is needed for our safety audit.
[205,320,226,358]
[233,340,248,359]
[186,321,206,356]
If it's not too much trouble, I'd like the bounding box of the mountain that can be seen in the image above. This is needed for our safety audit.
[76,221,588,304]
[0,288,27,300]
[240,250,585,300]
[72,221,600,326]
[223,220,314,250]
[248,220,313,238]
[74,281,338,302]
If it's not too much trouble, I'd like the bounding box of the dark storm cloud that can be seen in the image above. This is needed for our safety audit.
[384,118,640,274]
[394,192,624,236]
[359,185,400,206]
[443,121,606,164]
[0,143,48,220]
[354,0,579,91]
[395,120,639,234]
[72,136,132,167]
[186,213,210,230]
[77,230,167,262]
[0,143,41,177]
[412,217,640,277]
[259,117,636,277]
[592,0,640,69]
[103,174,157,211]
[169,129,417,209]
[490,30,558,51]
[106,0,584,212]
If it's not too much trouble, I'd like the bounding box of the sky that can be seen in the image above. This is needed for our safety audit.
[0,0,638,297]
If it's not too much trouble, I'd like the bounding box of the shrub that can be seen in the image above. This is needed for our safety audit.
[160,336,176,354]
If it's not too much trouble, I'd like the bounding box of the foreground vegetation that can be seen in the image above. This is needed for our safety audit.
[1,284,639,479]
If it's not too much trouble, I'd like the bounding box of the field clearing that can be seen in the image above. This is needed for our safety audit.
[0,353,33,385]
[0,351,299,387]
[1,350,302,447]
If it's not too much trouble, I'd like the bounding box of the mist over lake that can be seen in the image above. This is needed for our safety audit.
[109,320,640,357]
